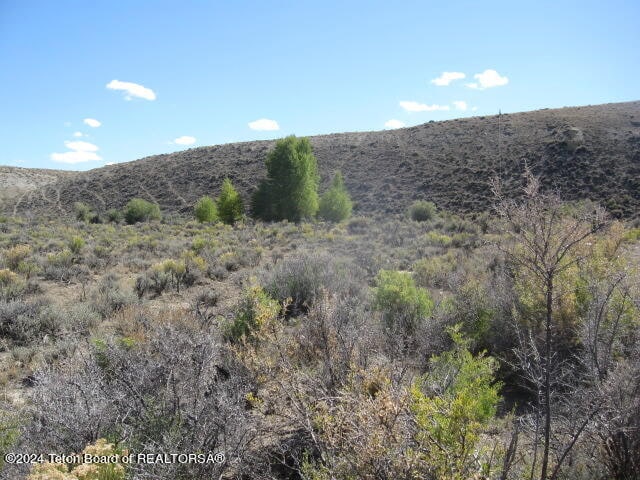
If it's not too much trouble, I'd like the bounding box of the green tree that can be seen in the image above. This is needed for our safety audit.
[217,178,244,224]
[194,196,218,223]
[252,136,319,221]
[318,171,352,222]
[411,325,502,479]
[124,198,161,224]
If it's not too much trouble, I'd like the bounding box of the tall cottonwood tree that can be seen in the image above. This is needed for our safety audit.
[493,169,608,480]
[252,136,319,221]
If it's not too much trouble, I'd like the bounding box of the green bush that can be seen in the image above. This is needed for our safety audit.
[373,270,433,335]
[74,202,98,223]
[217,178,244,224]
[409,200,437,222]
[124,198,161,224]
[194,196,218,223]
[106,208,123,223]
[252,136,319,221]
[411,325,501,478]
[68,236,85,255]
[318,171,352,222]
[224,285,279,342]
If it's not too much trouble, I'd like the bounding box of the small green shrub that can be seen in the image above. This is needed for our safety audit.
[0,269,26,302]
[409,200,437,222]
[318,171,352,222]
[411,325,501,478]
[68,236,85,255]
[3,244,31,271]
[124,198,161,224]
[224,285,279,342]
[413,252,457,289]
[74,202,99,223]
[194,196,218,223]
[106,208,123,223]
[217,178,244,224]
[373,270,433,335]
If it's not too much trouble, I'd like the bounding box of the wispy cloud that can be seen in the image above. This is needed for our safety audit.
[51,140,102,164]
[248,118,280,131]
[465,69,509,90]
[73,131,84,137]
[453,101,468,111]
[84,118,101,127]
[400,101,450,113]
[106,79,156,100]
[173,136,197,146]
[384,119,405,129]
[431,71,466,86]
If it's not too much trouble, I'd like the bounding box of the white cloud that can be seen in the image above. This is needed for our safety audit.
[51,151,102,164]
[64,140,98,152]
[106,79,156,100]
[384,119,405,129]
[248,118,280,131]
[105,162,115,166]
[431,71,466,86]
[84,118,101,127]
[51,140,102,164]
[173,135,197,145]
[465,69,509,90]
[73,131,84,137]
[453,101,468,111]
[399,101,450,112]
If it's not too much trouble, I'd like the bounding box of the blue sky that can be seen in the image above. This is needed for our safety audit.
[0,0,638,170]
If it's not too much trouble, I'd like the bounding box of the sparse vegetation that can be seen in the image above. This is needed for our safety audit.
[0,165,638,480]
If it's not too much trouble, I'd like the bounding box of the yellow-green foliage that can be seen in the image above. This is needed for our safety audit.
[216,178,244,224]
[194,196,218,223]
[28,438,126,480]
[413,251,457,288]
[424,231,452,247]
[68,236,85,255]
[47,250,73,268]
[411,326,501,479]
[3,244,31,271]
[0,268,26,300]
[224,285,279,341]
[373,270,433,333]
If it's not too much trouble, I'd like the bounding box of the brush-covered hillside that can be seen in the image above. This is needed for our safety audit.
[2,101,640,218]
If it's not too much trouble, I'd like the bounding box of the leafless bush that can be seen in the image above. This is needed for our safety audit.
[22,319,260,480]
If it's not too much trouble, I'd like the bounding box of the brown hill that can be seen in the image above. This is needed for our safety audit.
[2,101,639,219]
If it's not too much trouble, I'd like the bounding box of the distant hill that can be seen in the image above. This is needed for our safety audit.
[2,101,639,219]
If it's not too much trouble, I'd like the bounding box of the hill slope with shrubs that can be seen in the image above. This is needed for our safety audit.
[2,100,639,218]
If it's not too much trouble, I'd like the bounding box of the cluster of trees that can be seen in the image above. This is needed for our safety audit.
[194,177,244,224]
[252,135,352,222]
[196,136,353,224]
[76,136,354,226]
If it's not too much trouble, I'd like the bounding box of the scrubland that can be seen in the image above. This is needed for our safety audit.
[0,191,639,479]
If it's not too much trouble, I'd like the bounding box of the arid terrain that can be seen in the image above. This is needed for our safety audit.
[2,101,639,219]
[1,102,639,480]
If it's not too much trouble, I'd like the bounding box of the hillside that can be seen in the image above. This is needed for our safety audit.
[0,166,78,217]
[2,101,640,218]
